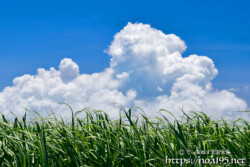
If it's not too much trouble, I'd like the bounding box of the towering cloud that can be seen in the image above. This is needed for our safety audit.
[0,23,248,120]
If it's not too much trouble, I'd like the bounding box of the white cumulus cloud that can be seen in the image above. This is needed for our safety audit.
[0,22,248,120]
[59,58,80,83]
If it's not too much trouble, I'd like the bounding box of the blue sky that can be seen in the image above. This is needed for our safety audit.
[0,0,249,105]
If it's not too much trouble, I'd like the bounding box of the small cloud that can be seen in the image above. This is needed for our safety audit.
[59,58,80,83]
[157,86,163,92]
[229,87,240,92]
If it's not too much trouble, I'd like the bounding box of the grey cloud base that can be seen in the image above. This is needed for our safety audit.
[0,23,248,120]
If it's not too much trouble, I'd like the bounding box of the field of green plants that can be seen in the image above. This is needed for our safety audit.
[0,106,249,167]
